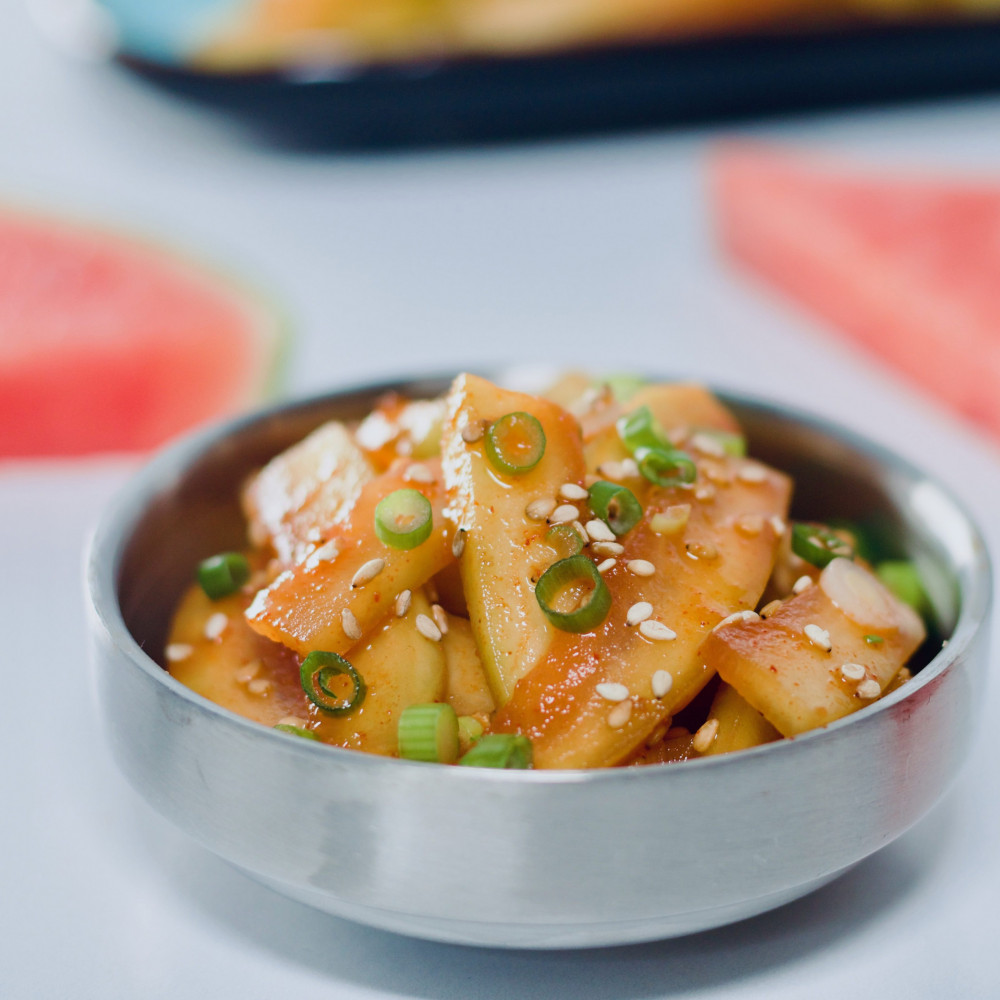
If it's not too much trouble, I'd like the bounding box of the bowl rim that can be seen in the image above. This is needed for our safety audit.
[86,370,993,784]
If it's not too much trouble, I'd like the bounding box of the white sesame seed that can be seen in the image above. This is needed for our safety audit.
[403,463,434,483]
[247,678,272,696]
[692,718,720,753]
[621,458,640,478]
[695,483,716,502]
[760,599,783,619]
[804,623,832,651]
[526,497,557,521]
[597,461,625,481]
[234,659,262,683]
[415,614,442,642]
[738,464,768,484]
[627,559,656,577]
[841,662,867,681]
[651,670,673,698]
[686,540,719,560]
[713,610,761,631]
[626,601,653,626]
[342,608,362,641]
[770,515,787,536]
[570,520,589,543]
[667,427,689,447]
[395,590,412,617]
[793,574,813,594]
[276,716,309,729]
[735,514,764,537]
[650,504,691,535]
[451,529,466,558]
[461,421,485,443]
[596,682,630,702]
[607,699,633,729]
[592,540,625,558]
[548,504,579,524]
[204,613,228,640]
[639,620,676,641]
[165,643,193,663]
[559,482,588,501]
[351,558,385,588]
[691,432,726,458]
[857,679,882,699]
[597,558,617,573]
[431,603,449,635]
[585,519,616,543]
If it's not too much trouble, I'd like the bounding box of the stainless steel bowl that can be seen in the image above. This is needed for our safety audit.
[86,374,991,949]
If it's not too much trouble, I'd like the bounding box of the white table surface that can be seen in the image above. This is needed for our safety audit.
[3,4,1000,997]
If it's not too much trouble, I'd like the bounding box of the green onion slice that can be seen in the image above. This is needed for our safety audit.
[617,406,668,454]
[459,734,533,769]
[197,552,251,600]
[484,411,546,475]
[458,715,484,747]
[300,651,366,716]
[535,554,611,633]
[864,634,885,646]
[791,523,854,568]
[635,447,697,488]
[398,703,460,763]
[588,481,642,536]
[545,524,585,559]
[273,723,319,741]
[375,488,433,549]
[601,374,646,403]
[876,560,929,615]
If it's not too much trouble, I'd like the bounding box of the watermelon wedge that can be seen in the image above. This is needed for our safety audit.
[713,144,1000,438]
[0,209,284,459]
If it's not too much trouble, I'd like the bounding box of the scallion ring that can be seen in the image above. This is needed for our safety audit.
[617,405,668,454]
[876,560,929,615]
[273,723,319,741]
[484,411,546,475]
[197,551,251,600]
[459,733,533,769]
[535,554,611,633]
[545,523,585,559]
[634,446,697,488]
[398,703,460,763]
[588,480,642,536]
[300,651,366,716]
[791,523,854,568]
[375,488,433,549]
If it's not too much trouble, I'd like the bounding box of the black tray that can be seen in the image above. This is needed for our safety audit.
[123,20,1000,149]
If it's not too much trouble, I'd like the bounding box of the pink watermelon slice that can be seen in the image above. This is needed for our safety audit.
[0,209,284,459]
[713,144,1000,438]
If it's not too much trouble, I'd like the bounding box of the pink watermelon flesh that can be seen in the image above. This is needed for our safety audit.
[0,211,281,458]
[713,144,1000,438]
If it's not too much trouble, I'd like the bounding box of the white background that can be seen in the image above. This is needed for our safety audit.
[2,3,999,996]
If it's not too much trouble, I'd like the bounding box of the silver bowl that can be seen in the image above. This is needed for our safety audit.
[86,374,991,949]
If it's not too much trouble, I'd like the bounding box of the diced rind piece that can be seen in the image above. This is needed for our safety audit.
[492,453,791,768]
[699,682,781,756]
[242,420,374,565]
[702,557,926,737]
[245,458,454,657]
[441,373,587,705]
[441,616,496,717]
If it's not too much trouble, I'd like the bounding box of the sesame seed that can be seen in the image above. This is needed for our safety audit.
[627,559,655,577]
[607,699,633,729]
[703,462,732,486]
[626,601,653,626]
[857,679,882,699]
[165,643,193,663]
[650,504,691,535]
[596,682,630,702]
[735,514,764,537]
[770,515,787,536]
[620,458,640,478]
[760,599,783,619]
[431,603,449,635]
[571,520,589,543]
[234,659,262,683]
[247,678,272,696]
[804,623,832,651]
[204,613,228,640]
[548,504,579,525]
[395,590,412,617]
[691,432,726,458]
[692,718,720,753]
[403,463,434,483]
[415,614,442,642]
[526,497,557,521]
[597,558,617,573]
[277,716,309,729]
[694,483,716,502]
[559,482,588,501]
[651,670,673,698]
[342,608,362,641]
[461,421,485,443]
[667,427,689,447]
[451,529,466,559]
[738,464,768,484]
[713,610,760,631]
[639,620,676,641]
[793,574,813,594]
[351,558,386,589]
[592,540,625,558]
[685,540,719,560]
[585,519,616,543]
[841,662,867,681]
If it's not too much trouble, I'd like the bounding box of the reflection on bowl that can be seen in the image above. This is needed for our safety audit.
[86,373,990,948]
